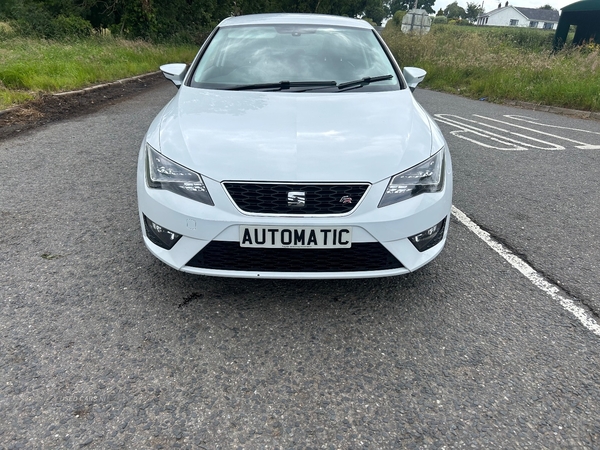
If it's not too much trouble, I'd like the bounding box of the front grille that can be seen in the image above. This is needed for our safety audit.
[223,183,369,215]
[186,241,403,272]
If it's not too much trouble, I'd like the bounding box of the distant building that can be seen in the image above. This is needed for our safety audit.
[476,5,560,29]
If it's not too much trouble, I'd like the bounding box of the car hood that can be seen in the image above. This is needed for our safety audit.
[155,87,436,183]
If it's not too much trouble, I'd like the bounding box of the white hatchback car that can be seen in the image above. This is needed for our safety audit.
[137,13,452,279]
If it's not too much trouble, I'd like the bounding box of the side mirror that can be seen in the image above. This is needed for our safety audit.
[403,67,427,92]
[160,63,188,87]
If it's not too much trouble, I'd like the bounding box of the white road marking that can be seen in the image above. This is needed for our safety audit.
[451,205,600,338]
[448,130,525,150]
[435,114,565,151]
[473,115,600,150]
[435,113,600,151]
[505,115,600,136]
[435,115,526,150]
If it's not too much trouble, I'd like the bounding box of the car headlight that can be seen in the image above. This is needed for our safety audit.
[378,148,445,207]
[145,143,214,205]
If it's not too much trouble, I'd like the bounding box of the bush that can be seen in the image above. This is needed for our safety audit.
[393,10,407,26]
[362,17,377,27]
[51,15,93,39]
[0,21,15,38]
[433,16,448,24]
[454,19,473,26]
[4,8,92,40]
[11,3,54,38]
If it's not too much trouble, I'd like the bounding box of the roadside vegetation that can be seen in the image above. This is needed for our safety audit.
[382,21,600,111]
[0,30,197,109]
[0,0,598,112]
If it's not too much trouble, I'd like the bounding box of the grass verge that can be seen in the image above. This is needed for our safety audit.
[0,37,198,110]
[1,28,598,112]
[381,25,600,112]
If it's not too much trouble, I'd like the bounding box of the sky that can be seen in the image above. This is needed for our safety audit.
[431,0,574,13]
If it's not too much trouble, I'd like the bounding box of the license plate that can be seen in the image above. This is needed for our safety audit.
[240,226,352,248]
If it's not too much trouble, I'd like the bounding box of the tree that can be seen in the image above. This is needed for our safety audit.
[444,1,466,19]
[386,0,435,16]
[364,0,387,25]
[465,2,483,22]
[1,0,415,40]
[539,4,556,9]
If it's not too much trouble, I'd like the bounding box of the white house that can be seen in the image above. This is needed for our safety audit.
[476,5,560,30]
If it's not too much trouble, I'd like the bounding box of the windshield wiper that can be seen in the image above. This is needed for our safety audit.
[226,80,337,91]
[337,75,394,91]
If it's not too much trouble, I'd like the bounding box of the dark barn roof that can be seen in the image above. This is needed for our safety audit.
[562,0,600,11]
[553,0,600,49]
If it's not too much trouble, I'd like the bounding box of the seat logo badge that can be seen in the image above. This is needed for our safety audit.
[340,195,353,204]
[287,191,306,207]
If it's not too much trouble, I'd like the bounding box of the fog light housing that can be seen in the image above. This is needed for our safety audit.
[143,215,182,250]
[409,218,446,252]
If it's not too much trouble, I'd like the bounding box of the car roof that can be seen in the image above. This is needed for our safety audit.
[218,13,373,29]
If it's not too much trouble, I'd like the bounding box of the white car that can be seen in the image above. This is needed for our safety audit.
[137,13,452,279]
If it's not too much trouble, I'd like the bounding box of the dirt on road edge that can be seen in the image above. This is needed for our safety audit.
[0,72,168,141]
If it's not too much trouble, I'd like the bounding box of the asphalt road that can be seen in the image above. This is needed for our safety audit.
[1,82,599,449]
[415,89,600,314]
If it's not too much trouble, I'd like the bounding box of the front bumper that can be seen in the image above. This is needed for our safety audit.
[137,148,453,279]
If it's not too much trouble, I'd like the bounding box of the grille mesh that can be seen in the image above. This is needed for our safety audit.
[224,183,369,215]
[186,241,402,272]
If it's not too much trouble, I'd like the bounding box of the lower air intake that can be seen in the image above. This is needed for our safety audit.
[186,241,403,272]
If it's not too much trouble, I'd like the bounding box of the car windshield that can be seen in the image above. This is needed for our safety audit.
[190,24,400,92]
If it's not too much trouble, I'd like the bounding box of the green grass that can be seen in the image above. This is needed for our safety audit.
[382,25,600,112]
[0,37,198,109]
[1,28,599,112]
